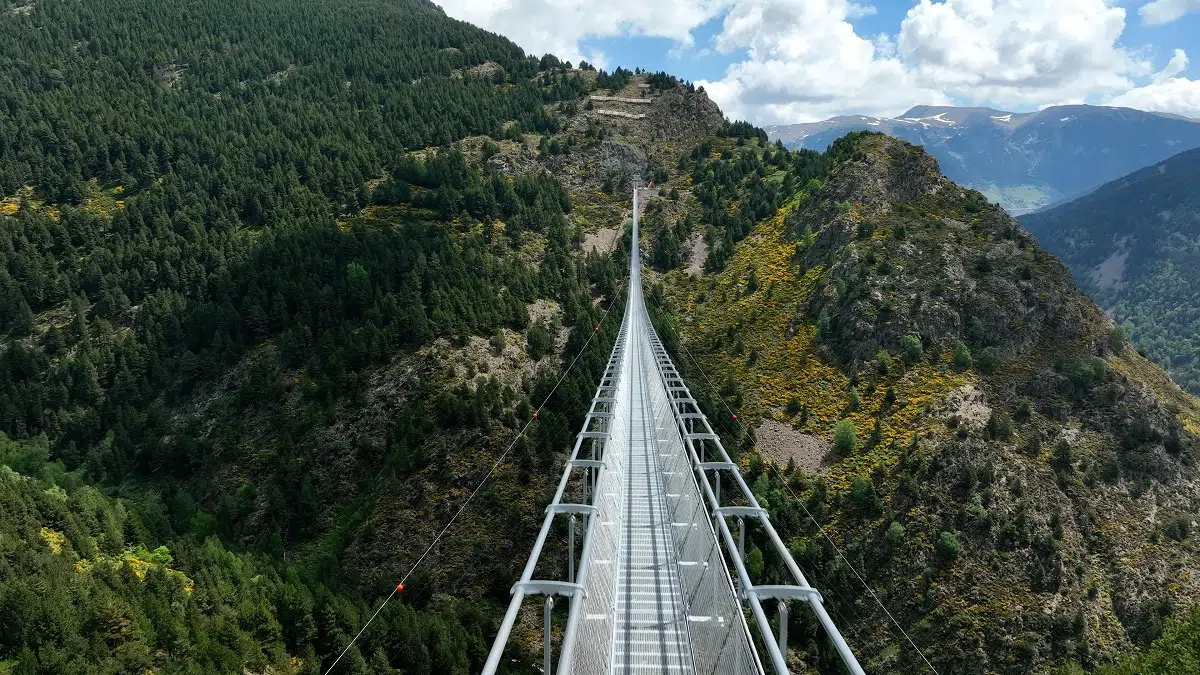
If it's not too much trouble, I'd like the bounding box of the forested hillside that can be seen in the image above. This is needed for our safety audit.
[646,132,1200,674]
[0,0,636,672]
[5,1,1200,674]
[1021,148,1200,395]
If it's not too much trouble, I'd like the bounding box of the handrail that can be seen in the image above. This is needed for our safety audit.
[644,327,867,675]
[481,320,629,674]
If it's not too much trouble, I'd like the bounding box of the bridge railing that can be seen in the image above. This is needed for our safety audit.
[644,327,867,675]
[482,314,631,675]
[640,300,765,675]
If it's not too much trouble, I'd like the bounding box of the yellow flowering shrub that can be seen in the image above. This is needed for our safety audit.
[665,192,970,497]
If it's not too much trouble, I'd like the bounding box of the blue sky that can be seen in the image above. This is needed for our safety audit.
[441,1,1200,124]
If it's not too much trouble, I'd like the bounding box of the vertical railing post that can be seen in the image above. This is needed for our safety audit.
[738,517,746,561]
[710,558,718,616]
[568,515,576,583]
[544,596,554,673]
[779,601,789,658]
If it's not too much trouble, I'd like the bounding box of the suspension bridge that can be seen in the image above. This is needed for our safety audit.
[482,189,867,675]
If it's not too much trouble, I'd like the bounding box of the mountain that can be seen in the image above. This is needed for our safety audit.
[650,131,1200,673]
[766,105,1200,215]
[0,0,636,672]
[1020,147,1200,395]
[3,0,1200,674]
[0,0,746,671]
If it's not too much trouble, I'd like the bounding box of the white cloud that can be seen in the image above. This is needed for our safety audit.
[897,0,1147,104]
[1139,0,1200,26]
[1154,48,1190,83]
[435,0,732,69]
[698,0,1154,123]
[1110,50,1200,118]
[1109,78,1200,118]
[437,0,1200,124]
[697,0,948,123]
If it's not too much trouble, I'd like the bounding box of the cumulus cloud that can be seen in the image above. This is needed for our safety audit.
[1154,48,1190,83]
[699,0,1154,123]
[435,0,732,68]
[897,0,1147,104]
[697,0,948,123]
[437,0,1200,123]
[1111,50,1200,118]
[1139,0,1200,26]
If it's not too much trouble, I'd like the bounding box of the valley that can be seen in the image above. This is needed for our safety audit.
[767,105,1200,216]
[1,1,1199,674]
[1021,147,1200,396]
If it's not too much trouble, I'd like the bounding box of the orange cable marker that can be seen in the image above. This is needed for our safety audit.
[396,583,404,592]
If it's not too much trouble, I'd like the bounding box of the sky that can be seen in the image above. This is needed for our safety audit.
[436,0,1200,125]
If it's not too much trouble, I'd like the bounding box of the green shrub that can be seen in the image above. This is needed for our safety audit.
[986,411,1014,441]
[786,397,801,415]
[526,321,554,360]
[1051,439,1074,473]
[833,420,858,456]
[850,476,880,514]
[1096,605,1200,674]
[902,334,922,363]
[1060,356,1109,390]
[886,521,906,547]
[1108,325,1129,354]
[977,346,1001,374]
[875,350,894,376]
[847,387,861,412]
[1020,433,1042,457]
[935,530,961,565]
[952,341,972,371]
[1164,516,1191,542]
[489,330,507,355]
[1013,398,1033,423]
[746,545,764,582]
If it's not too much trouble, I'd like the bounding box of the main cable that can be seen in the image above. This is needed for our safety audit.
[646,291,941,675]
[324,271,628,674]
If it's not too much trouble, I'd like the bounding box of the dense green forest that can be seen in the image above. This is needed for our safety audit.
[5,0,1200,673]
[0,0,630,672]
[1021,148,1200,394]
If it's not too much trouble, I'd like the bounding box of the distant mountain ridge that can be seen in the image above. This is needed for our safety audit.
[767,104,1200,215]
[1021,146,1200,394]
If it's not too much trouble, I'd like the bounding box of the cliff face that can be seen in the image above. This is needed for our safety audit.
[653,132,1200,674]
